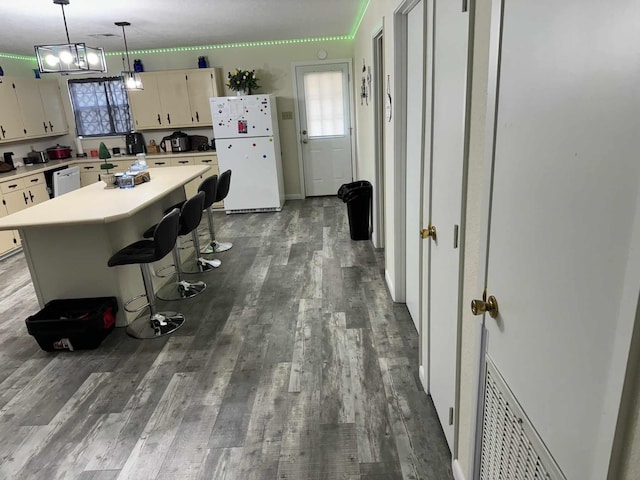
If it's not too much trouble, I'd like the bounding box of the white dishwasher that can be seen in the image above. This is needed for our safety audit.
[52,166,81,197]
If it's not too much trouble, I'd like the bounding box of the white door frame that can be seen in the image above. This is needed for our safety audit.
[392,0,423,304]
[372,27,385,249]
[291,59,356,198]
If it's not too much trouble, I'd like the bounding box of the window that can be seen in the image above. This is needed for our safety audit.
[303,71,345,137]
[68,77,133,137]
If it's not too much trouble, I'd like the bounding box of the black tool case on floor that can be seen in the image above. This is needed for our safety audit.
[25,297,118,351]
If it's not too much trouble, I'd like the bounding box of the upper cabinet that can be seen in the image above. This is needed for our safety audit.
[0,77,68,143]
[128,68,224,130]
[0,80,26,141]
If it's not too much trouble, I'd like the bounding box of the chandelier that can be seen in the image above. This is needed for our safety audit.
[34,0,107,74]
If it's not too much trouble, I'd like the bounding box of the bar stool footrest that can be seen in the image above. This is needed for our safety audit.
[126,312,185,339]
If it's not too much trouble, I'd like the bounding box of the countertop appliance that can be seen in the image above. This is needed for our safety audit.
[125,132,146,155]
[210,94,284,212]
[1,152,16,172]
[161,131,191,153]
[46,145,72,160]
[26,150,49,164]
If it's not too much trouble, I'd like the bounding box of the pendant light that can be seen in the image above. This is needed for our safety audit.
[115,21,143,91]
[35,0,107,74]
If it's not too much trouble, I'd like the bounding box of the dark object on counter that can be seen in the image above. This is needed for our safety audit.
[46,144,72,160]
[190,135,210,151]
[25,297,118,351]
[211,138,216,151]
[126,132,146,155]
[0,152,16,172]
[112,147,121,156]
[26,149,49,164]
[198,56,208,68]
[161,131,191,153]
[337,180,373,241]
[133,59,144,72]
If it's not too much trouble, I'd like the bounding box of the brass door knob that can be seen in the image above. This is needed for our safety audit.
[471,295,499,318]
[420,224,437,240]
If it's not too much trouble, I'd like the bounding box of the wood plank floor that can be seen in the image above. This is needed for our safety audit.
[0,196,453,480]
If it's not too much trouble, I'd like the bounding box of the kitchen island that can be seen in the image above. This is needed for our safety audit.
[0,165,209,326]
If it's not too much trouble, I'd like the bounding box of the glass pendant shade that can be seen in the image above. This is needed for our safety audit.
[34,1,107,74]
[116,21,143,91]
[123,71,143,90]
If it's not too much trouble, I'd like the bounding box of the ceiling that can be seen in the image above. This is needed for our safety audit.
[0,0,364,57]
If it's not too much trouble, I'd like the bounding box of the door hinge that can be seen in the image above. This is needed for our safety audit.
[449,407,454,425]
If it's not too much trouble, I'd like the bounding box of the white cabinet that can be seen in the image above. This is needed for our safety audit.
[184,154,223,208]
[38,80,69,135]
[0,77,68,142]
[0,202,18,255]
[128,68,223,130]
[0,173,48,251]
[0,80,25,141]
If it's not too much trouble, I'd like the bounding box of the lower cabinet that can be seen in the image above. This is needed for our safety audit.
[0,172,48,253]
[184,155,222,208]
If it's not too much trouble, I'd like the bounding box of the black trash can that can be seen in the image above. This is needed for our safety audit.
[337,180,372,241]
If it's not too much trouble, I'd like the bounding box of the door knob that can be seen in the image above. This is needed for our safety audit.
[471,295,499,318]
[420,224,437,240]
[302,139,308,144]
[302,130,307,135]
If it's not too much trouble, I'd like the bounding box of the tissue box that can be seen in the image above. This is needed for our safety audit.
[133,171,151,185]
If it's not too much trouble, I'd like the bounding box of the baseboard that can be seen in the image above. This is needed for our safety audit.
[419,365,427,391]
[452,459,466,480]
[385,269,395,301]
[285,193,304,200]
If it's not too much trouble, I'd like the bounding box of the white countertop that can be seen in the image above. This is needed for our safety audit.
[0,151,218,183]
[0,165,209,229]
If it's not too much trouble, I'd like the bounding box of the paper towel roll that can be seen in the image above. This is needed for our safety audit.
[75,137,84,156]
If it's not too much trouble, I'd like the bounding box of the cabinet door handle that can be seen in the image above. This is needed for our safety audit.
[0,125,5,138]
[84,166,95,170]
[178,160,189,164]
[155,162,166,166]
[49,121,54,131]
[157,114,161,125]
[30,178,38,183]
[43,121,48,132]
[195,112,200,122]
[202,159,212,163]
[29,190,35,202]
[23,192,28,205]
[7,184,18,189]
[167,113,171,124]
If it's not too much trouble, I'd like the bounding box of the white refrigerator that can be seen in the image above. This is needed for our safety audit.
[210,94,285,213]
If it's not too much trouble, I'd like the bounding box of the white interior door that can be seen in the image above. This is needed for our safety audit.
[427,0,469,452]
[404,0,425,331]
[478,0,640,478]
[294,63,353,196]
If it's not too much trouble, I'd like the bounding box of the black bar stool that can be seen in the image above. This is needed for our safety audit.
[152,191,207,301]
[108,208,185,339]
[202,169,233,254]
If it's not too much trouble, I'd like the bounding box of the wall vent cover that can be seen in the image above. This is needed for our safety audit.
[480,357,566,480]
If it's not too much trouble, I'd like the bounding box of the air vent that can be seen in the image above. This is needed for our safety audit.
[480,358,566,480]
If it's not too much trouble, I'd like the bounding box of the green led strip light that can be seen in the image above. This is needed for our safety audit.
[350,0,372,38]
[104,35,352,56]
[0,53,37,61]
